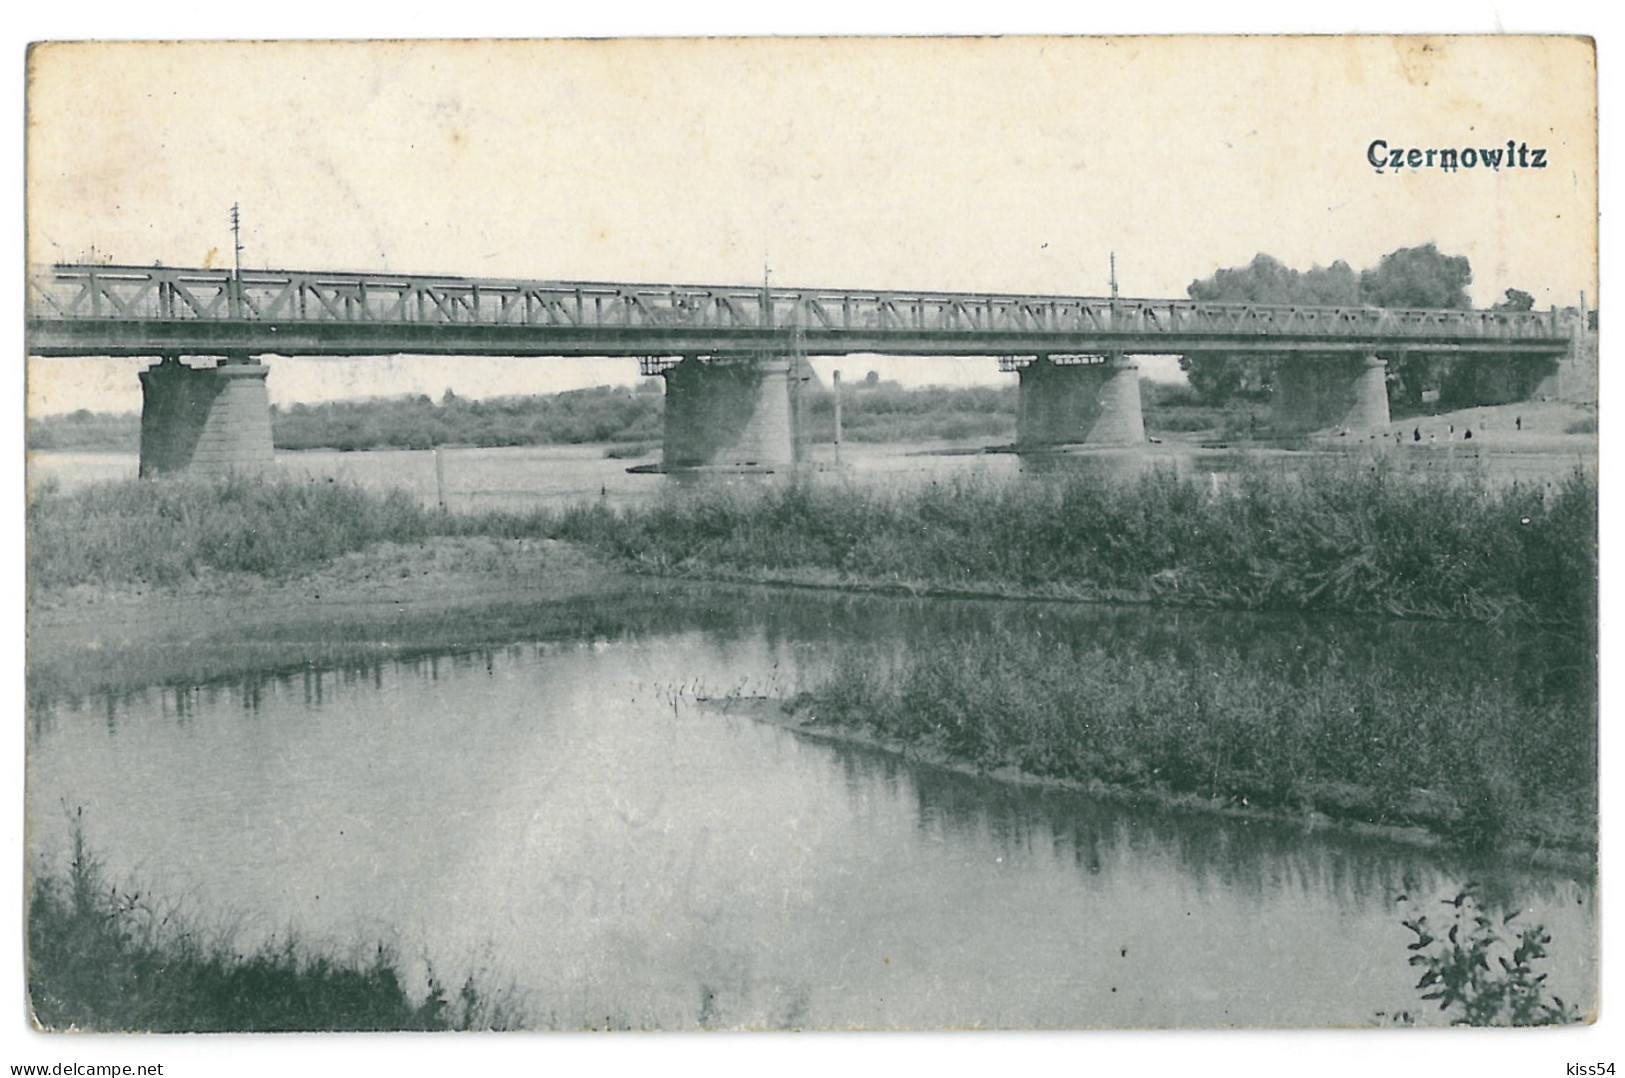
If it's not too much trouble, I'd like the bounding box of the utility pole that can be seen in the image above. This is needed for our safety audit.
[229,203,244,320]
[231,202,243,280]
[833,370,843,466]
[1110,251,1119,300]
[762,258,773,329]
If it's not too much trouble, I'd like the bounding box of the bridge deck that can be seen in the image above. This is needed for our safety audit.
[27,264,1577,359]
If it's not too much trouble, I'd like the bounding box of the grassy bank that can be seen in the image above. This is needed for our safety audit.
[27,475,431,589]
[29,821,514,1031]
[788,630,1595,852]
[551,461,1595,625]
[27,460,1595,626]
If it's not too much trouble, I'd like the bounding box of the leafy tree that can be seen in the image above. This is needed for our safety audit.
[1358,243,1472,310]
[1493,288,1535,312]
[1181,255,1359,404]
[1176,353,1267,404]
[1187,253,1361,307]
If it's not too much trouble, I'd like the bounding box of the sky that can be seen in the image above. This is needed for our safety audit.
[24,37,1597,414]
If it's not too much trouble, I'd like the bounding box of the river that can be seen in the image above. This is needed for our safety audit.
[25,433,1590,513]
[25,584,1595,1029]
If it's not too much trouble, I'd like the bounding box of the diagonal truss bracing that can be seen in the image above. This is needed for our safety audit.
[26,263,1579,359]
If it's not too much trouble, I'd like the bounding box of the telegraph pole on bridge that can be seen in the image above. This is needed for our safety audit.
[229,203,244,320]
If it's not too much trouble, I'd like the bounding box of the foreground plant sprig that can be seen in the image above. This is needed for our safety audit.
[28,813,517,1031]
[1399,886,1580,1026]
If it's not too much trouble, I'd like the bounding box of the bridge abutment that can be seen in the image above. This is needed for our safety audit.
[1272,354,1390,435]
[660,355,806,469]
[1016,354,1145,449]
[138,356,275,477]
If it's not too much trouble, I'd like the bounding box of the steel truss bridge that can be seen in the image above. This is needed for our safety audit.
[27,263,1577,360]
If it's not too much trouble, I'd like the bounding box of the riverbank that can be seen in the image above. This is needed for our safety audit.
[27,458,1596,697]
[717,697,1594,872]
[26,465,1596,863]
[27,535,634,701]
[549,458,1594,624]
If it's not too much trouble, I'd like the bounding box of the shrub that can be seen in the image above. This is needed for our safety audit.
[1397,886,1581,1026]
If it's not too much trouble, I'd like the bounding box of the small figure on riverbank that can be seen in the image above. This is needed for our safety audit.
[1516,415,1523,431]
[1413,427,1421,442]
[1464,429,1472,440]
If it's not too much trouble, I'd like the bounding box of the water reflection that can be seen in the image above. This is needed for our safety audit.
[26,589,1594,1029]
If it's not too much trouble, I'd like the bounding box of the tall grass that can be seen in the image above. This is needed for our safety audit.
[28,818,515,1031]
[792,629,1595,849]
[27,474,432,589]
[29,459,1595,627]
[552,461,1596,624]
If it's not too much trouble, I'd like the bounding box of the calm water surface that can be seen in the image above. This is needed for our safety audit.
[26,591,1595,1029]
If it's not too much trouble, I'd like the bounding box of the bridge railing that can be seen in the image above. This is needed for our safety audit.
[28,263,1574,344]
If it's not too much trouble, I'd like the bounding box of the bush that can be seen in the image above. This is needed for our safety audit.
[1396,886,1581,1026]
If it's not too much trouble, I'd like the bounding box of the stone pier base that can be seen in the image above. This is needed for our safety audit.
[1273,354,1391,435]
[138,357,275,477]
[1016,354,1145,449]
[661,356,806,469]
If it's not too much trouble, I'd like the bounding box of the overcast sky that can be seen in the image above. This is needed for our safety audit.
[26,37,1597,414]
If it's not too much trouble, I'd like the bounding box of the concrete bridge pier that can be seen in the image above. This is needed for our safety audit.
[138,354,275,477]
[1015,353,1146,449]
[1272,354,1391,435]
[660,354,808,470]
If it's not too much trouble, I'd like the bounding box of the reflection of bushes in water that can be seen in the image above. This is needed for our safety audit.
[29,817,518,1032]
[550,460,1595,625]
[824,734,1503,914]
[793,631,1595,850]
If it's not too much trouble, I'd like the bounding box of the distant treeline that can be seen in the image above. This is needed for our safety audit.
[26,410,141,452]
[273,385,664,451]
[24,380,1261,455]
